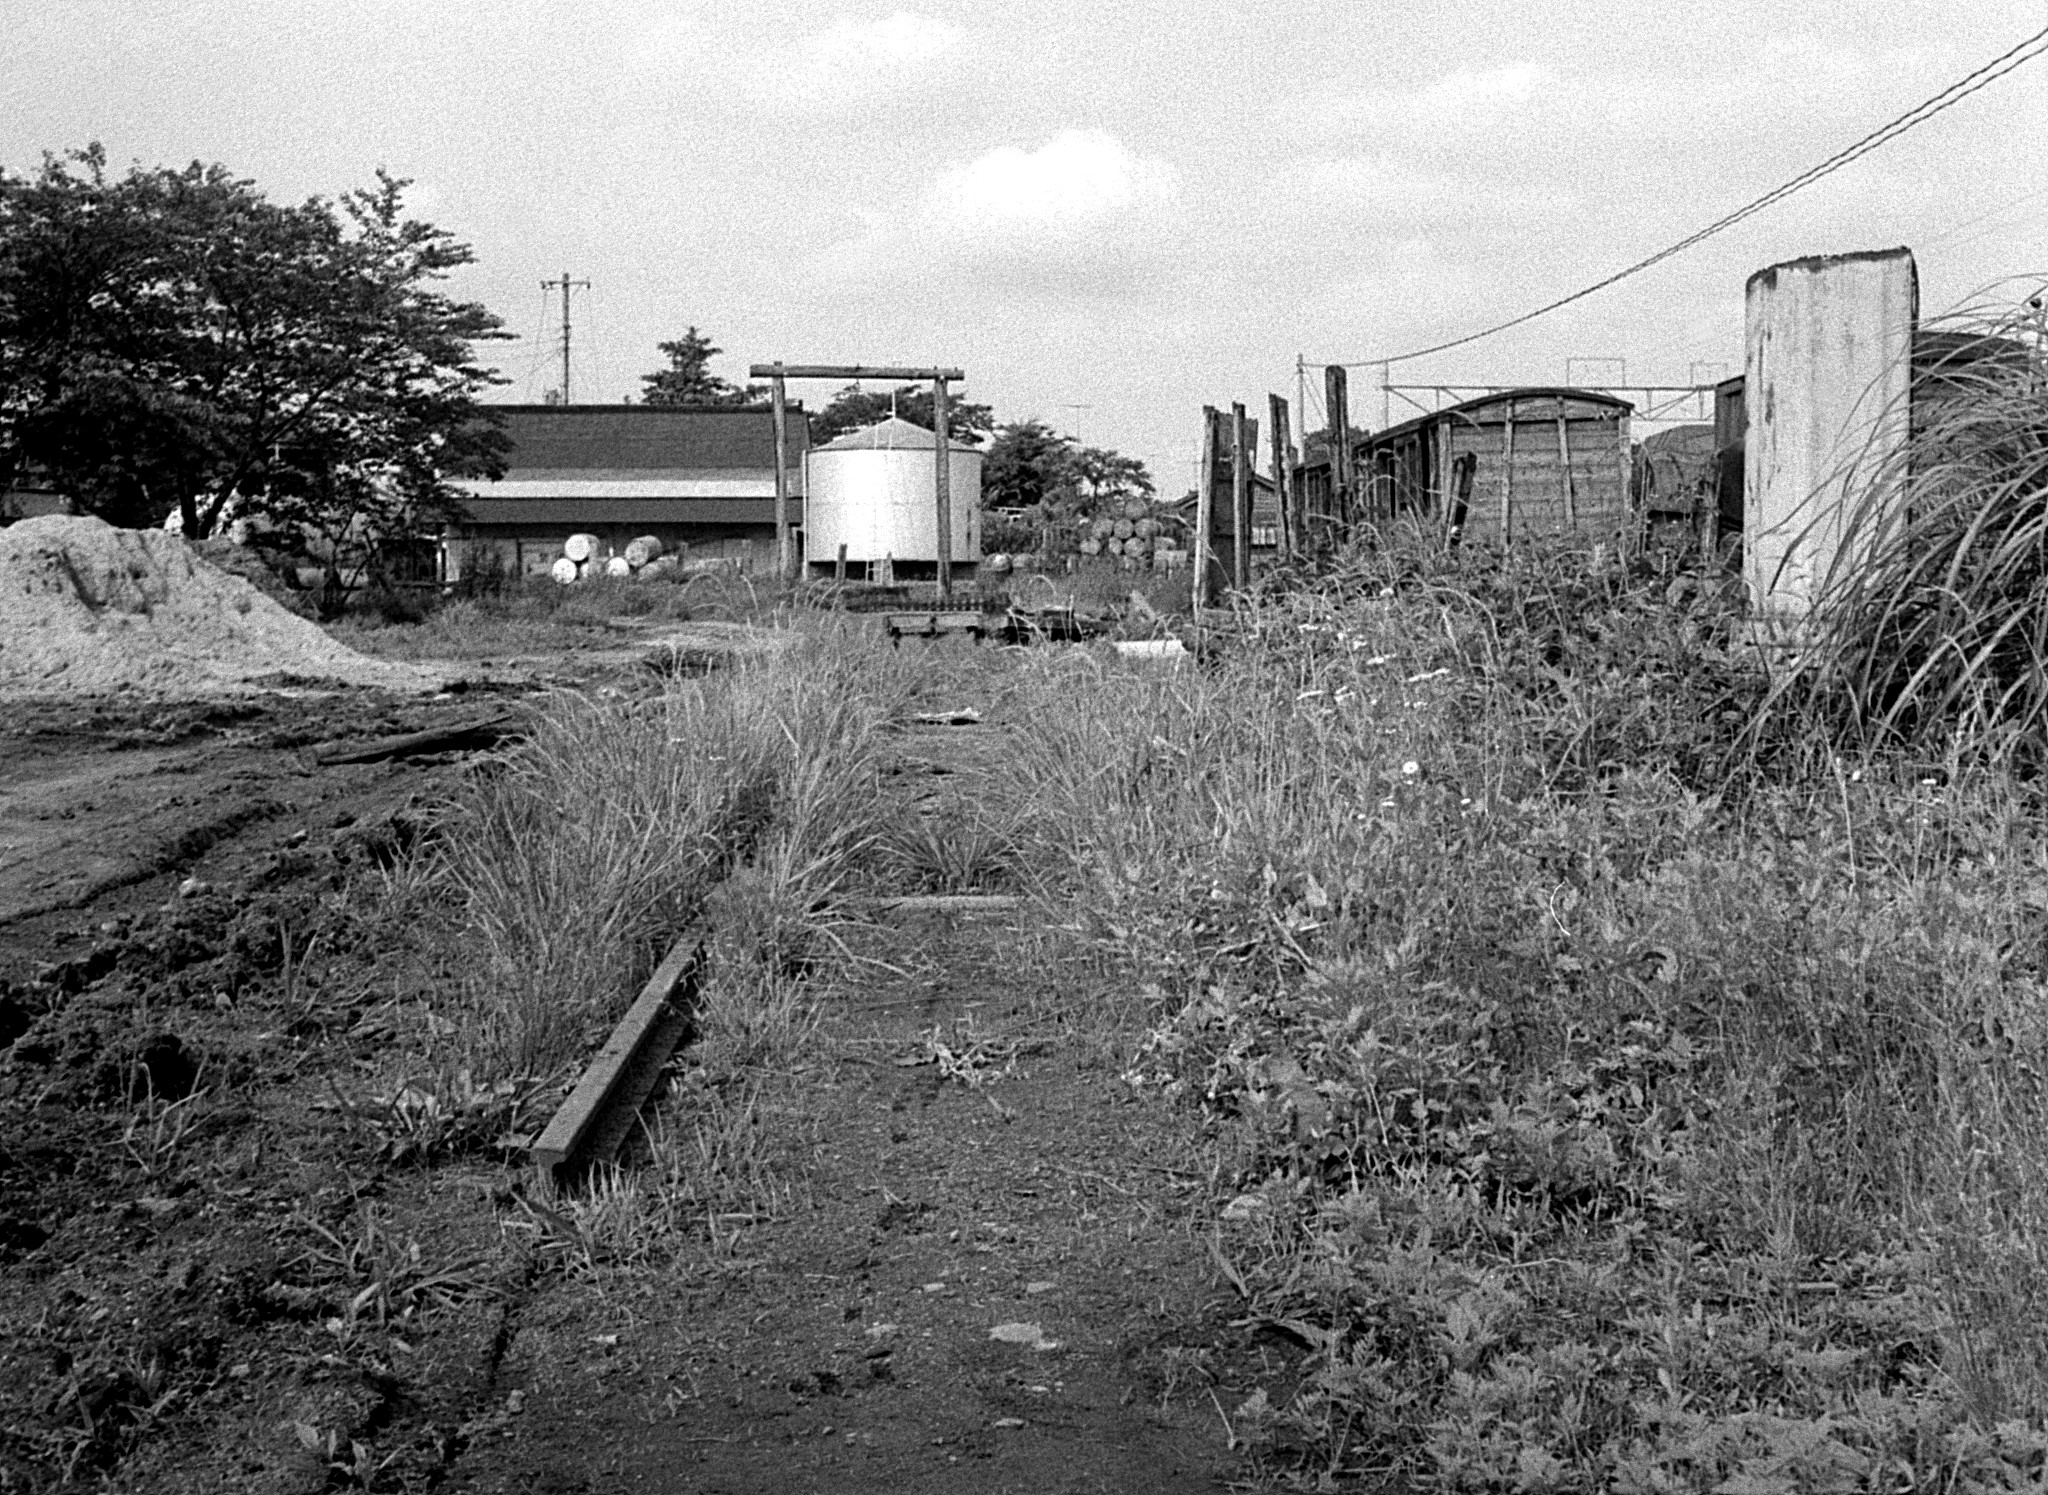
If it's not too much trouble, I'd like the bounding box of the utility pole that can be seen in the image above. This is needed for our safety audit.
[541,270,591,403]
[1057,402,1094,446]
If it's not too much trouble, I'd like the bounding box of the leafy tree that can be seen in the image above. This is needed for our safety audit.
[981,419,1077,510]
[639,328,764,406]
[1070,444,1155,512]
[810,383,995,446]
[0,146,508,552]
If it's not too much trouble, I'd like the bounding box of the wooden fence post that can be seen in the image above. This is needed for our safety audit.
[769,367,791,585]
[1324,365,1350,533]
[1193,406,1217,610]
[932,377,952,600]
[1500,399,1516,545]
[1269,393,1292,561]
[1231,402,1251,588]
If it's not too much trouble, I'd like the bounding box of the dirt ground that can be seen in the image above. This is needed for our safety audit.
[0,626,1277,1493]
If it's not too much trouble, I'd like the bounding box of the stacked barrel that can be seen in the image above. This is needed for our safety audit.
[1078,500,1189,572]
[550,534,678,584]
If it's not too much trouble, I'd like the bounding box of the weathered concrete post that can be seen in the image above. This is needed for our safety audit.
[1744,248,1917,656]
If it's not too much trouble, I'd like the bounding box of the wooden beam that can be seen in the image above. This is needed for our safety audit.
[530,932,704,1182]
[748,364,964,382]
[312,713,518,767]
[933,376,953,600]
[878,893,1022,915]
[1556,409,1577,528]
[770,371,791,585]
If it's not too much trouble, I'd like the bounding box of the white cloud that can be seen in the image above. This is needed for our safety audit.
[634,10,965,116]
[777,11,965,106]
[820,129,1185,297]
[923,130,1177,246]
[1332,63,1548,133]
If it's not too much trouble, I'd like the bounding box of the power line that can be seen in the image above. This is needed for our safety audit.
[1325,22,2048,370]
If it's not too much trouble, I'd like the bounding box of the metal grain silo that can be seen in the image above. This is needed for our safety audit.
[803,418,981,580]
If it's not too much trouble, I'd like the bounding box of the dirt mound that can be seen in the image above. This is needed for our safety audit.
[0,515,446,696]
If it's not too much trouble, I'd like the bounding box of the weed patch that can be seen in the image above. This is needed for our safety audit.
[1000,539,2048,1490]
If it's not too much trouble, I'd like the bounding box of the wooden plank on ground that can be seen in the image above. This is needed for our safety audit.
[312,714,519,766]
[530,932,705,1182]
[878,893,1021,914]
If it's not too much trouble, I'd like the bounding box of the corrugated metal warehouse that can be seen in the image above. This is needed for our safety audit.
[444,404,808,580]
[1355,388,1634,544]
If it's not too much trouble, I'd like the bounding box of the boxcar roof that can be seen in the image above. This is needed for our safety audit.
[1360,387,1633,451]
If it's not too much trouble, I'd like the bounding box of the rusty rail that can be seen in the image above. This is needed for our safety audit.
[530,930,705,1185]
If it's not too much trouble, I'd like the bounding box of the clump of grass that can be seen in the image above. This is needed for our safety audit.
[447,621,905,1078]
[1790,286,2048,764]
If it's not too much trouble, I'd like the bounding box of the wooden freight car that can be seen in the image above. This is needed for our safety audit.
[1353,388,1634,545]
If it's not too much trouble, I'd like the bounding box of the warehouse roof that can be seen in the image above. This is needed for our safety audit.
[482,404,808,474]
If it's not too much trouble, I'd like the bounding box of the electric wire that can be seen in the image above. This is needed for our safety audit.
[511,284,552,401]
[1324,22,2048,370]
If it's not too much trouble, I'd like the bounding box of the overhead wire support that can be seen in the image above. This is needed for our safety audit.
[541,270,591,403]
[1321,21,2048,371]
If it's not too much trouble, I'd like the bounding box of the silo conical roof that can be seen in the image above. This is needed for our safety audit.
[817,417,978,453]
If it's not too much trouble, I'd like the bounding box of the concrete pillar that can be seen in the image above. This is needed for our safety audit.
[1744,248,1917,650]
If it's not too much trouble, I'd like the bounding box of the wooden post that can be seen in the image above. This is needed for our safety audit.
[1230,402,1250,588]
[932,377,952,600]
[835,543,847,583]
[1269,393,1292,561]
[769,368,791,586]
[1555,406,1577,529]
[1499,399,1516,545]
[1193,406,1217,610]
[1451,451,1477,540]
[1615,408,1632,556]
[1436,417,1452,536]
[1324,365,1350,531]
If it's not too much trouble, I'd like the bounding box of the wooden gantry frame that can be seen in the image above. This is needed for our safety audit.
[748,362,968,598]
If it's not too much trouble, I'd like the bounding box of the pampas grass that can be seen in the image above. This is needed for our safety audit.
[1792,285,2048,762]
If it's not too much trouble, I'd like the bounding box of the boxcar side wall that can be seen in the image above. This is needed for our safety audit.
[1444,408,1631,543]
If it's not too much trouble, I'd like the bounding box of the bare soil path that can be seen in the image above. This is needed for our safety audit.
[453,908,1243,1494]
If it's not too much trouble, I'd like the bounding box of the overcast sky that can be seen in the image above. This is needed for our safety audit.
[7,1,2045,490]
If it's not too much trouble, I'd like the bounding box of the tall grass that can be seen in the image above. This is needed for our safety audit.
[448,622,910,1078]
[1792,288,2048,764]
[999,537,2048,1488]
